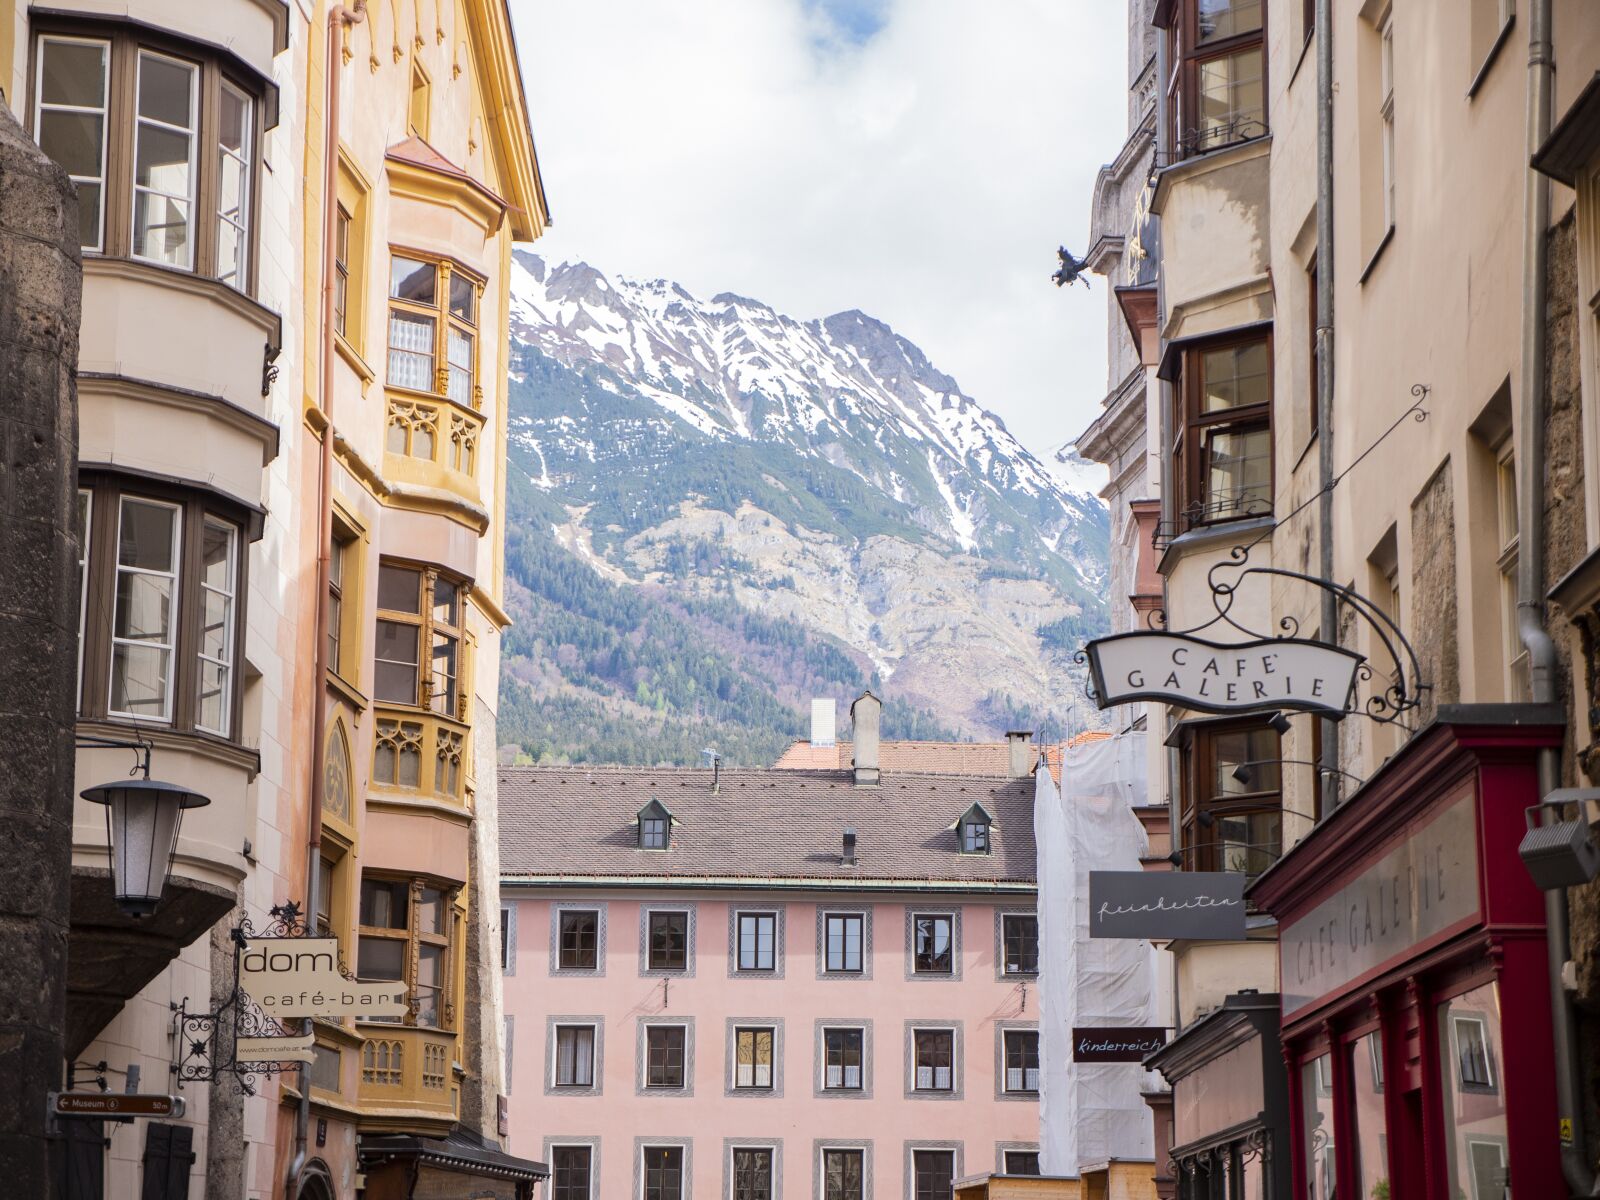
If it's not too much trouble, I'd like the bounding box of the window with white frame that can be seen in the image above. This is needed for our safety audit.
[731,1147,773,1200]
[823,1027,864,1090]
[550,1147,592,1200]
[642,1146,683,1200]
[733,1026,774,1090]
[913,1029,955,1092]
[736,912,776,972]
[824,913,864,972]
[1004,1030,1041,1093]
[553,1024,595,1087]
[822,1148,864,1200]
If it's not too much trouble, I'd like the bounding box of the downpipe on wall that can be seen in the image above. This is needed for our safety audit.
[1314,0,1339,810]
[287,4,366,1198]
[1515,0,1598,1192]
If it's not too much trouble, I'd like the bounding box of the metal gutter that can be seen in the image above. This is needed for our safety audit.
[499,875,1036,895]
[1314,0,1340,809]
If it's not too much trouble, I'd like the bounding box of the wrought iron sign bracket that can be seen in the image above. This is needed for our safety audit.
[170,902,328,1096]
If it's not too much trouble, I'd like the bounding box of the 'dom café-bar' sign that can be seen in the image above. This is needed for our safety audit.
[239,937,408,1019]
[1085,632,1363,718]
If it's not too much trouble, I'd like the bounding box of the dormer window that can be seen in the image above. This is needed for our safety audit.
[955,803,994,855]
[637,798,673,850]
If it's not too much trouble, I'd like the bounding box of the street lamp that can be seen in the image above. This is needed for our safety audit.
[79,753,210,918]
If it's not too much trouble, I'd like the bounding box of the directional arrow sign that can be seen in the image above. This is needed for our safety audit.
[236,1033,317,1063]
[53,1093,185,1118]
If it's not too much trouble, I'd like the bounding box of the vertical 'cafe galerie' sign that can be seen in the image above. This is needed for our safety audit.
[1085,632,1364,718]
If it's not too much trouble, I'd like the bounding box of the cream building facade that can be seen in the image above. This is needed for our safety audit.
[0,0,547,1196]
[1078,0,1600,1194]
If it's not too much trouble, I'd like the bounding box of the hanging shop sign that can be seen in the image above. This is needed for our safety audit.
[239,936,409,1019]
[236,1032,317,1063]
[1279,787,1479,1018]
[1072,1026,1169,1063]
[1089,870,1247,941]
[52,1092,185,1118]
[1084,632,1363,718]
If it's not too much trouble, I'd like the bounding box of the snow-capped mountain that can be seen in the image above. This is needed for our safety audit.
[497,253,1110,759]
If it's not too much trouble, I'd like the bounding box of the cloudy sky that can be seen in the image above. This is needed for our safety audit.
[508,0,1129,463]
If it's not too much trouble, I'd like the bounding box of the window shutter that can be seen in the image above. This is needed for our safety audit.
[140,1122,194,1200]
[58,1117,106,1200]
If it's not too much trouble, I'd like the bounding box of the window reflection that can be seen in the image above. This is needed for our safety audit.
[1302,1055,1336,1200]
[1351,1031,1390,1200]
[1439,982,1510,1200]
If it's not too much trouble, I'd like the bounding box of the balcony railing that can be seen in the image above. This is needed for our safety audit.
[384,392,484,481]
[371,705,471,808]
[356,1026,459,1123]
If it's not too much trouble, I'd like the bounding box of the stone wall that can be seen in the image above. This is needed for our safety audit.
[0,99,81,1195]
[1409,459,1459,724]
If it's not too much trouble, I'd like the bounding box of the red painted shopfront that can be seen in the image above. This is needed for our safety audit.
[1250,707,1563,1200]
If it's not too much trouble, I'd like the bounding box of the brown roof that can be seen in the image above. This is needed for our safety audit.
[498,767,1036,889]
[772,740,1065,784]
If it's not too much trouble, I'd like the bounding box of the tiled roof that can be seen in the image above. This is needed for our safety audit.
[498,766,1036,888]
[772,740,1064,783]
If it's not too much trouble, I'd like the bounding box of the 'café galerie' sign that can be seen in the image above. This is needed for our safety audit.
[239,937,408,1020]
[1085,632,1364,718]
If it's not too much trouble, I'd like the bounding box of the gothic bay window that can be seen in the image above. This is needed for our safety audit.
[386,252,482,405]
[31,27,264,285]
[1161,0,1267,157]
[356,875,455,1028]
[1174,334,1273,528]
[374,562,466,716]
[78,478,248,737]
[1180,719,1283,877]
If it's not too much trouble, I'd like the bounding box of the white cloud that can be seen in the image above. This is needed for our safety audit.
[510,0,1128,460]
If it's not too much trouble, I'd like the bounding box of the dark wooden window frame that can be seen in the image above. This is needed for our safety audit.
[644,1026,687,1088]
[550,1146,592,1200]
[557,910,598,970]
[27,18,266,290]
[912,914,955,975]
[733,1026,775,1090]
[823,1027,865,1090]
[1004,1029,1041,1094]
[1002,914,1039,976]
[912,1029,955,1092]
[1172,330,1275,530]
[1160,0,1269,161]
[1178,716,1284,875]
[77,472,250,743]
[647,910,689,971]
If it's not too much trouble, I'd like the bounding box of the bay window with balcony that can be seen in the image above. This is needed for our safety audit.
[76,475,249,742]
[31,23,265,288]
[1159,0,1267,159]
[357,875,457,1029]
[1171,333,1273,529]
[385,251,485,481]
[1179,719,1283,879]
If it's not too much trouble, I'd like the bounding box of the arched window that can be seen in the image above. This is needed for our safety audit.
[324,720,352,823]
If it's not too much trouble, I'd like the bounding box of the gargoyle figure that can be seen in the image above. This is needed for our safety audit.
[1052,246,1091,288]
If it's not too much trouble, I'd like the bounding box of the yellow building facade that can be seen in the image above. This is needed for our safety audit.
[0,0,547,1195]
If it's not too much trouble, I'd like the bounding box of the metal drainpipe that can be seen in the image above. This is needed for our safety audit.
[1314,0,1339,812]
[288,5,366,1198]
[1516,0,1597,1192]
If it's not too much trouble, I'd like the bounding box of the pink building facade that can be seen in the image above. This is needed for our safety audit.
[497,744,1042,1200]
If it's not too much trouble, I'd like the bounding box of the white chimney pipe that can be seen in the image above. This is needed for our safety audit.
[1006,731,1035,779]
[811,698,837,748]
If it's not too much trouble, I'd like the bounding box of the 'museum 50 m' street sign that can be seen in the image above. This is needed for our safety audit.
[1084,632,1363,718]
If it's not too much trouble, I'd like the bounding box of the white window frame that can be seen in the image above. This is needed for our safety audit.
[822,1024,865,1091]
[820,1147,866,1200]
[131,49,199,269]
[33,35,110,252]
[215,79,253,289]
[736,911,776,972]
[549,1144,594,1200]
[195,516,238,736]
[640,1144,685,1200]
[1003,1029,1041,1094]
[1379,10,1396,230]
[912,1026,956,1092]
[109,495,182,722]
[552,1023,596,1088]
[729,1144,776,1200]
[732,1025,775,1090]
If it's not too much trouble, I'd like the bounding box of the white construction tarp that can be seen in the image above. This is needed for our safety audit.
[1036,731,1162,1175]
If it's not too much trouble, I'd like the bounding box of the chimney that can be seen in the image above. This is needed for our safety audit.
[850,690,881,785]
[811,698,837,748]
[1006,731,1035,778]
[842,828,857,866]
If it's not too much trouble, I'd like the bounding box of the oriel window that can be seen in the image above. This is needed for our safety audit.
[373,562,466,716]
[1180,719,1283,877]
[356,875,454,1029]
[1174,334,1273,528]
[386,251,482,404]
[1161,0,1267,158]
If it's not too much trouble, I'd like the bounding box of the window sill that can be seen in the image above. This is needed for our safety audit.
[384,380,484,419]
[1467,16,1516,100]
[1003,971,1041,981]
[1157,514,1277,577]
[327,668,369,712]
[1359,225,1395,285]
[77,717,262,780]
[335,333,376,385]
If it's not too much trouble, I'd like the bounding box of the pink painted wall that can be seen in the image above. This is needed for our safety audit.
[501,888,1041,1197]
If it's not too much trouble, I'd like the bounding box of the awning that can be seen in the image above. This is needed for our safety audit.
[359,1129,547,1200]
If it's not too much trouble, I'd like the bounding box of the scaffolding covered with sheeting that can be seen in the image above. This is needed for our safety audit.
[1035,729,1163,1175]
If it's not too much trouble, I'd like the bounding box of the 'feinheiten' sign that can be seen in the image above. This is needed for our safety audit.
[1084,632,1364,718]
[1088,871,1247,941]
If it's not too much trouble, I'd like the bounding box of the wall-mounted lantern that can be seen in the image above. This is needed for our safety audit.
[79,747,210,917]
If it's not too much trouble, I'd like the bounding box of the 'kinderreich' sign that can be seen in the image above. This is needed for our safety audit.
[239,937,408,1020]
[1089,871,1247,941]
[1084,632,1363,718]
[1072,1026,1169,1063]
